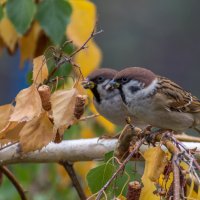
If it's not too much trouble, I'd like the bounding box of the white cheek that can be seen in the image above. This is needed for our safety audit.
[97,80,110,94]
[139,79,158,97]
[97,80,119,98]
[122,79,158,101]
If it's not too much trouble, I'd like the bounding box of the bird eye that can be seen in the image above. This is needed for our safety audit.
[97,76,104,83]
[121,77,129,83]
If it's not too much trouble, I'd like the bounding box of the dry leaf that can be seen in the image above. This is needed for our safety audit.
[32,55,48,85]
[0,17,18,52]
[0,121,25,142]
[51,88,78,134]
[19,22,41,67]
[10,84,42,122]
[0,139,11,146]
[0,104,14,131]
[19,112,54,152]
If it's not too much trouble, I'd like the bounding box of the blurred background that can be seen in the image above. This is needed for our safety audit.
[1,0,200,103]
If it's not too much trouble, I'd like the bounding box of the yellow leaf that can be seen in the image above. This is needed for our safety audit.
[0,104,14,131]
[19,112,54,152]
[80,126,95,138]
[142,146,168,182]
[139,179,159,200]
[19,22,41,67]
[10,84,43,122]
[66,0,102,77]
[0,17,18,52]
[32,55,48,85]
[74,41,102,77]
[140,147,168,200]
[74,161,96,196]
[51,88,78,134]
[67,0,96,46]
[56,164,71,188]
[0,0,6,5]
[116,194,126,200]
[180,162,200,199]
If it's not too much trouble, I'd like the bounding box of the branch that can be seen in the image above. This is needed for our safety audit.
[0,166,27,200]
[172,153,181,200]
[60,161,86,200]
[0,138,200,165]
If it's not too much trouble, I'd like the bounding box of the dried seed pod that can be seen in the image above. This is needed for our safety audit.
[38,85,51,111]
[74,95,87,120]
[126,181,142,200]
[54,130,63,144]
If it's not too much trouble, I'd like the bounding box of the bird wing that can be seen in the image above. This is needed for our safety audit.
[156,76,200,113]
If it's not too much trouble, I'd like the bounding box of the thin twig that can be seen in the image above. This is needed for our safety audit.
[95,137,145,200]
[46,27,103,83]
[172,154,180,200]
[168,134,200,172]
[69,29,103,58]
[60,161,86,200]
[79,114,99,121]
[0,166,27,200]
[175,134,200,143]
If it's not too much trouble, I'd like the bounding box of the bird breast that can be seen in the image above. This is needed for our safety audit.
[94,94,129,126]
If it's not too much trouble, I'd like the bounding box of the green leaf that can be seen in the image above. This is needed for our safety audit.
[6,0,36,35]
[36,0,72,45]
[87,160,141,197]
[104,151,114,162]
[26,71,33,85]
[0,5,3,21]
[87,163,115,194]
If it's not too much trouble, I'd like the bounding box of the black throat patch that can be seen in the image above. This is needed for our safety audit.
[119,86,127,105]
[91,86,101,103]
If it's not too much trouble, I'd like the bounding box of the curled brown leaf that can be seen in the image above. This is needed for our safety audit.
[19,112,54,153]
[10,84,43,122]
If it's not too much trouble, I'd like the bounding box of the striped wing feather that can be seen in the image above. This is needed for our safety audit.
[156,76,200,113]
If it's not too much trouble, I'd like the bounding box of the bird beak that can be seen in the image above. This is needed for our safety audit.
[81,79,95,89]
[105,80,120,90]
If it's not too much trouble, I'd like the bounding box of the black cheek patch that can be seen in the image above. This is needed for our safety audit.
[128,86,140,94]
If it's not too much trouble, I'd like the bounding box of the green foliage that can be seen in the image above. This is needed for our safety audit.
[0,5,3,21]
[87,163,115,194]
[87,152,141,197]
[36,0,72,45]
[6,0,36,34]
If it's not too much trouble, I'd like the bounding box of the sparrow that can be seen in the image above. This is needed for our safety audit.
[82,68,146,127]
[108,67,200,133]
